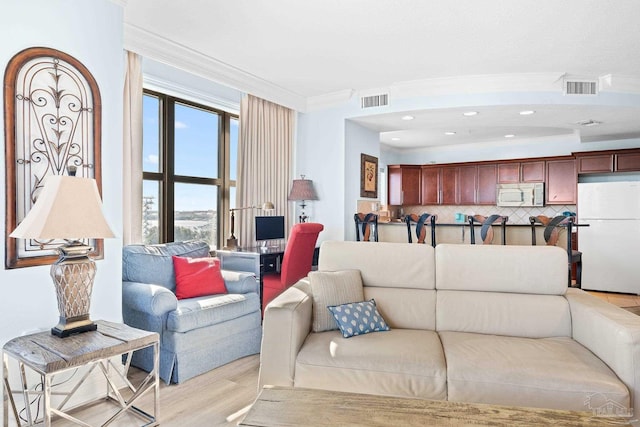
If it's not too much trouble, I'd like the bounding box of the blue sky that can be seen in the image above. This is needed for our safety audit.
[143,95,238,211]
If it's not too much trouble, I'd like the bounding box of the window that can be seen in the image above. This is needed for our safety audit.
[142,90,237,249]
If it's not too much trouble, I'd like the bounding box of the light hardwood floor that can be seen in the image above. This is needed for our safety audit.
[12,291,637,426]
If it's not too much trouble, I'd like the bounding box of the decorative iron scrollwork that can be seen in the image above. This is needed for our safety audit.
[4,47,103,269]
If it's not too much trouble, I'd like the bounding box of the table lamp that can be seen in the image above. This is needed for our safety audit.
[226,202,274,249]
[288,175,318,223]
[10,173,115,337]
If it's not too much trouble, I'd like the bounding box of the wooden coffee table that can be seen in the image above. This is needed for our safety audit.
[240,387,630,426]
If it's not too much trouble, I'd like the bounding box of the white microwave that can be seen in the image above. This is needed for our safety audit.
[496,183,544,207]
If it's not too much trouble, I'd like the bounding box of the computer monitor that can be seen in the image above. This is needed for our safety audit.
[255,216,285,246]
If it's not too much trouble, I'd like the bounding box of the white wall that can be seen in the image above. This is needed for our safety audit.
[0,0,124,343]
[344,121,380,240]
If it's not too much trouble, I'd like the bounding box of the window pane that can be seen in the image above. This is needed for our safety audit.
[230,117,238,180]
[143,95,160,173]
[174,183,218,247]
[174,103,219,178]
[142,180,160,244]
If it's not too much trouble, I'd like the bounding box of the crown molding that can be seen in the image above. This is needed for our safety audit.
[306,89,355,111]
[143,74,240,113]
[599,74,640,94]
[123,23,306,112]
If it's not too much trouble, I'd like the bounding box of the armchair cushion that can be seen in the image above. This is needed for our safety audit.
[172,255,227,299]
[167,292,260,333]
[122,281,178,316]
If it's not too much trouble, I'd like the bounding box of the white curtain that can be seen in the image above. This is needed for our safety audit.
[122,51,143,245]
[237,94,294,248]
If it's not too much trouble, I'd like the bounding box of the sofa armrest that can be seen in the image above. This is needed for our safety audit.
[122,281,178,316]
[566,288,640,413]
[221,270,258,294]
[258,278,312,389]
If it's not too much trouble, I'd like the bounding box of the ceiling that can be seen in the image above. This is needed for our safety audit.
[124,0,640,149]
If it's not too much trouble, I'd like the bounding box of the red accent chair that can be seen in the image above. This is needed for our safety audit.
[262,222,324,311]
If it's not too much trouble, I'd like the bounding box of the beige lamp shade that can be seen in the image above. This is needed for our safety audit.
[288,177,318,201]
[10,175,115,240]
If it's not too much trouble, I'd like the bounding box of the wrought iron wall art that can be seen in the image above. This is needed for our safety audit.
[4,47,103,269]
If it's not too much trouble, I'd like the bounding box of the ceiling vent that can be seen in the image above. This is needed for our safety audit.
[564,80,598,95]
[360,93,389,109]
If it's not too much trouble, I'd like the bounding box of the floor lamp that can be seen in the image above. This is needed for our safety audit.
[10,174,115,337]
[226,202,274,249]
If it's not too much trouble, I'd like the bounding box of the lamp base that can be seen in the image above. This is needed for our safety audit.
[226,237,238,250]
[50,243,97,338]
[51,317,97,337]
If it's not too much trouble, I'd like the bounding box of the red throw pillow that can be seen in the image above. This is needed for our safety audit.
[172,256,227,299]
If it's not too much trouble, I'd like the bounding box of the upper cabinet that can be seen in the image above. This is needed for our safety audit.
[546,158,577,205]
[388,165,421,205]
[575,149,640,174]
[420,166,441,205]
[419,164,496,206]
[497,161,544,183]
[577,154,613,174]
[615,151,640,172]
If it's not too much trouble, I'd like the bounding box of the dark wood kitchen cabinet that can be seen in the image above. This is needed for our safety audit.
[577,154,614,174]
[546,159,577,205]
[520,161,545,182]
[497,163,519,183]
[477,164,497,204]
[441,167,458,205]
[421,166,441,205]
[615,152,640,172]
[458,165,478,205]
[388,165,421,205]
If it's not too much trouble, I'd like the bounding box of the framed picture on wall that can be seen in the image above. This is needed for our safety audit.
[360,153,378,198]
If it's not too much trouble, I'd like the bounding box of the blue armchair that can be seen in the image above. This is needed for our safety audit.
[122,241,261,383]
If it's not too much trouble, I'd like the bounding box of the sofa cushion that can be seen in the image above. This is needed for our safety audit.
[309,270,364,332]
[439,331,630,412]
[295,329,447,400]
[122,241,211,291]
[166,292,260,333]
[172,255,227,299]
[435,244,567,295]
[436,290,572,338]
[328,299,390,338]
[319,241,435,290]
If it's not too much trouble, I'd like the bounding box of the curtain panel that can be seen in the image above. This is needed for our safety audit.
[122,51,143,245]
[237,94,294,248]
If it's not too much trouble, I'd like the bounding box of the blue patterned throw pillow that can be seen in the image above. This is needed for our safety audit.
[327,299,390,338]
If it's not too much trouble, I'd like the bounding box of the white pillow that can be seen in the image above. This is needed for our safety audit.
[309,270,364,332]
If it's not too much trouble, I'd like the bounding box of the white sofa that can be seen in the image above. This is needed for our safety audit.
[259,241,640,415]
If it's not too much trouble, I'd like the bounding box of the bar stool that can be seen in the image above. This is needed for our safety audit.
[354,213,378,242]
[405,213,437,247]
[529,215,582,287]
[469,214,508,245]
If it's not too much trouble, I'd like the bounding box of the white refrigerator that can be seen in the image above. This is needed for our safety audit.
[578,181,640,294]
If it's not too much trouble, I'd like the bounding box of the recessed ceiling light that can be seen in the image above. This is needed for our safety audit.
[401,115,414,121]
[444,131,456,135]
[519,110,535,115]
[391,137,401,141]
[504,134,516,138]
[463,111,478,116]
